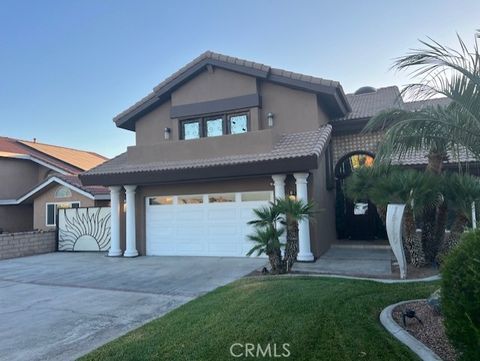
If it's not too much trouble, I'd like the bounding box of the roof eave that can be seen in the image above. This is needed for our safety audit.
[113,56,349,130]
[79,155,319,187]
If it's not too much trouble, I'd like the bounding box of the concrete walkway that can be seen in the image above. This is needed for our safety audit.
[0,253,265,361]
[292,244,393,277]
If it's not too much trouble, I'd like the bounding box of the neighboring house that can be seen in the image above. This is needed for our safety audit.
[80,51,476,259]
[0,137,109,233]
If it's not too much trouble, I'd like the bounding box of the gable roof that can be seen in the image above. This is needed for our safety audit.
[0,136,108,173]
[114,51,350,130]
[80,125,332,186]
[0,175,110,205]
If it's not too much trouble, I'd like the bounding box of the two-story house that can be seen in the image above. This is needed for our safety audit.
[80,51,470,260]
[0,137,110,233]
[80,51,350,259]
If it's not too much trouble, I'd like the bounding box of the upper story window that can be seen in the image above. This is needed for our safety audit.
[229,114,248,134]
[180,112,248,140]
[183,119,201,140]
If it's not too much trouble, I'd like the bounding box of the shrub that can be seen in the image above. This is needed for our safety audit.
[441,229,480,360]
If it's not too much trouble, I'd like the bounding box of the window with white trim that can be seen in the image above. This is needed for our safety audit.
[46,202,80,226]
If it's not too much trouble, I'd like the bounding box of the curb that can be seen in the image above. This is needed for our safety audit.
[254,272,441,284]
[380,300,442,361]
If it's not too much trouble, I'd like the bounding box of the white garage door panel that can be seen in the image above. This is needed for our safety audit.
[146,192,272,257]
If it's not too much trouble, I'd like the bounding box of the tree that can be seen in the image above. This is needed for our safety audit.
[246,205,284,273]
[364,106,452,263]
[345,166,440,266]
[391,34,480,158]
[437,173,480,261]
[246,198,314,274]
[275,198,314,272]
[362,32,480,262]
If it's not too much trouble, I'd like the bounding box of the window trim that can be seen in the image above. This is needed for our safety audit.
[204,115,225,137]
[180,118,202,140]
[227,112,249,135]
[179,111,249,140]
[46,201,81,227]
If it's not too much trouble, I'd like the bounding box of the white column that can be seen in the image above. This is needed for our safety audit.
[272,175,287,246]
[108,186,122,256]
[124,185,138,257]
[272,174,286,201]
[294,173,314,261]
[472,202,477,229]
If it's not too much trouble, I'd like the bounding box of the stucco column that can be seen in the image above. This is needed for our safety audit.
[272,174,287,246]
[108,186,122,257]
[124,185,138,257]
[293,173,314,261]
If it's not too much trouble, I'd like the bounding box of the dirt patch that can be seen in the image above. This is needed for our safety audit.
[392,300,458,361]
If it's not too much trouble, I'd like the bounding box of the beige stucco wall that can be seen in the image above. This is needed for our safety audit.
[171,67,258,106]
[0,158,48,199]
[33,185,95,231]
[132,67,332,154]
[259,81,324,133]
[0,205,33,233]
[135,100,174,146]
[309,151,336,257]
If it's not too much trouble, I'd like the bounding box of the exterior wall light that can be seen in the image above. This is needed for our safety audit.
[267,112,274,127]
[164,127,171,140]
[288,190,296,200]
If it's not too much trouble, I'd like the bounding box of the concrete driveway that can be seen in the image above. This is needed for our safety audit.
[0,253,265,361]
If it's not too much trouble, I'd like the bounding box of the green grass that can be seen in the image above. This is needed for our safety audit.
[80,276,438,361]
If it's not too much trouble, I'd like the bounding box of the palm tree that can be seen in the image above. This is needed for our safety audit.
[247,205,284,273]
[364,106,452,263]
[343,163,392,224]
[391,34,480,157]
[437,173,480,261]
[345,166,441,266]
[275,198,314,272]
[362,32,480,262]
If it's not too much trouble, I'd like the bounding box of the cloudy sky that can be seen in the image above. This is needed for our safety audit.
[1,0,479,157]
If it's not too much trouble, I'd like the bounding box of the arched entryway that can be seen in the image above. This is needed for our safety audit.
[335,151,386,240]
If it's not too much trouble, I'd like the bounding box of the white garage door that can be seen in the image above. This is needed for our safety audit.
[146,191,273,257]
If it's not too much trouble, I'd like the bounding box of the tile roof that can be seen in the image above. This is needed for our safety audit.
[54,174,110,196]
[0,136,107,173]
[332,87,477,165]
[83,125,332,176]
[337,86,403,121]
[335,86,451,121]
[393,146,477,166]
[114,51,347,124]
[403,97,451,111]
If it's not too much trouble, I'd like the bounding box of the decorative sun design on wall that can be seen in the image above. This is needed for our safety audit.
[58,207,111,251]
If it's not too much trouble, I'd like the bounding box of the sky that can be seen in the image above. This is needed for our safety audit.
[0,0,479,158]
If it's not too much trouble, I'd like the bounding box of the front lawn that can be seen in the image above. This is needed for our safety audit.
[81,276,438,361]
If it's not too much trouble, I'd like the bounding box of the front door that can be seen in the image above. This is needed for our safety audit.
[335,152,386,240]
[345,199,379,240]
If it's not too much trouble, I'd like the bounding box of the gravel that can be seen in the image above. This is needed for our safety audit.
[392,300,458,361]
